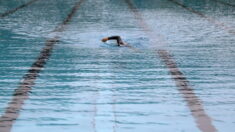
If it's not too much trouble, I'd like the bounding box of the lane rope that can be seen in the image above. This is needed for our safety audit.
[168,0,235,35]
[124,0,217,132]
[0,0,85,131]
[0,0,40,18]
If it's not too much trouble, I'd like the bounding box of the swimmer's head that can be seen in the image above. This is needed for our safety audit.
[102,38,108,42]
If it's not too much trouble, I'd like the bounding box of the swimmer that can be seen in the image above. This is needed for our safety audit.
[101,36,127,46]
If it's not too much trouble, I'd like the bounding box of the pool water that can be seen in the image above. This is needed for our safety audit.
[0,0,235,132]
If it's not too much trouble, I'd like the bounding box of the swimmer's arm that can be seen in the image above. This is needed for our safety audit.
[106,36,120,40]
[107,36,125,46]
[102,36,128,46]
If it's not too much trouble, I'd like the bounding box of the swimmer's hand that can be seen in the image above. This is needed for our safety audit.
[101,38,108,42]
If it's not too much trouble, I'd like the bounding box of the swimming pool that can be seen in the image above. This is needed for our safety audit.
[0,0,235,132]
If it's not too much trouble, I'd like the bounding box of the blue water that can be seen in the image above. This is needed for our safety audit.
[0,0,235,132]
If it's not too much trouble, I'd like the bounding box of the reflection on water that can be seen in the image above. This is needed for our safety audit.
[0,0,235,132]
